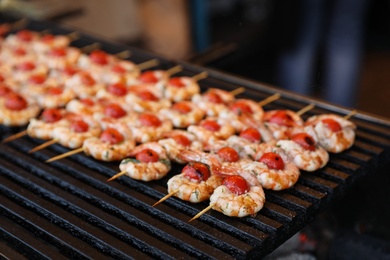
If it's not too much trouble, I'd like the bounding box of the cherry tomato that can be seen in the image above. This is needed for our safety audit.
[291,133,316,151]
[0,24,10,37]
[139,113,162,127]
[230,100,253,115]
[239,127,261,142]
[14,47,26,56]
[139,71,158,84]
[0,85,13,96]
[41,34,54,43]
[217,147,240,162]
[100,127,124,144]
[172,102,192,114]
[268,110,295,127]
[107,82,127,96]
[200,119,221,132]
[80,72,96,86]
[17,61,36,71]
[89,50,109,65]
[182,162,210,182]
[136,90,159,101]
[5,93,27,111]
[169,77,185,88]
[0,74,4,82]
[322,118,342,132]
[63,65,79,76]
[48,86,63,95]
[135,148,159,163]
[80,98,95,106]
[16,30,33,42]
[41,108,63,123]
[49,47,66,57]
[204,91,223,103]
[70,119,89,133]
[111,64,126,74]
[172,134,191,146]
[29,74,46,85]
[104,103,126,119]
[223,175,249,196]
[259,152,285,170]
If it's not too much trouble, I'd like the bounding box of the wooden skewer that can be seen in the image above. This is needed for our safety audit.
[107,170,128,182]
[296,103,315,116]
[115,50,131,59]
[258,93,281,107]
[2,130,27,143]
[66,31,80,42]
[45,147,84,163]
[9,18,28,31]
[192,71,208,82]
[344,109,357,120]
[165,65,183,76]
[137,59,160,71]
[152,189,179,207]
[189,204,215,222]
[229,87,245,96]
[80,42,101,53]
[28,139,58,154]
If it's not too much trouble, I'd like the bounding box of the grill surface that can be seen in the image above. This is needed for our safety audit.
[1,17,390,259]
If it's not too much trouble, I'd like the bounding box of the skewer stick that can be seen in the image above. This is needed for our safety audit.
[258,93,281,107]
[2,130,27,143]
[107,170,128,182]
[115,50,131,59]
[344,109,357,120]
[28,139,58,154]
[10,18,28,31]
[137,59,160,71]
[80,42,101,53]
[45,147,84,163]
[192,71,208,82]
[66,31,80,42]
[296,103,315,116]
[229,87,245,96]
[152,190,179,207]
[189,204,215,222]
[165,65,183,76]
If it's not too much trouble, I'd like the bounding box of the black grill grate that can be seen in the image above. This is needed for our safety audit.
[1,17,390,259]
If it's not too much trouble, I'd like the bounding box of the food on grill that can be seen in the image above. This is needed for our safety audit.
[0,91,40,126]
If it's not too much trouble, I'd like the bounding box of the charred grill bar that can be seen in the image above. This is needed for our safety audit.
[1,17,390,259]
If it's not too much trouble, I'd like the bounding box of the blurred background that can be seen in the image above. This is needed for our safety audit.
[1,0,389,119]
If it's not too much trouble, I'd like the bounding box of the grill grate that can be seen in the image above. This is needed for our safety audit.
[1,17,390,259]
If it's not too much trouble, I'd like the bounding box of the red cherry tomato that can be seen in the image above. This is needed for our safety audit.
[205,91,223,103]
[80,98,95,106]
[48,86,63,95]
[41,108,63,123]
[100,128,124,144]
[239,127,262,142]
[259,152,285,170]
[135,148,159,163]
[89,50,109,65]
[49,47,66,57]
[230,100,253,115]
[139,113,162,127]
[169,77,185,88]
[172,102,192,114]
[107,82,127,96]
[200,120,221,132]
[14,47,26,56]
[16,30,33,42]
[291,133,316,151]
[111,64,126,74]
[217,147,240,163]
[17,61,36,71]
[0,74,4,82]
[322,118,342,132]
[5,93,27,111]
[29,74,46,84]
[172,134,191,146]
[0,85,13,96]
[268,110,295,127]
[136,90,159,101]
[41,34,54,43]
[63,65,79,76]
[0,24,10,37]
[139,71,158,84]
[182,162,210,182]
[80,72,96,86]
[70,119,89,133]
[104,103,126,119]
[223,175,249,196]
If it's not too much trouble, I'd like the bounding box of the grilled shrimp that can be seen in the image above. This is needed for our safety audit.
[0,93,40,126]
[64,71,104,98]
[263,110,304,140]
[163,76,200,102]
[305,114,356,153]
[191,88,235,117]
[187,117,235,145]
[129,112,173,143]
[158,101,205,128]
[125,90,171,113]
[119,142,171,181]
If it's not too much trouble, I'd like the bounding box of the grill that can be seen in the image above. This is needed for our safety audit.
[1,17,390,259]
